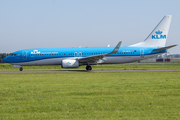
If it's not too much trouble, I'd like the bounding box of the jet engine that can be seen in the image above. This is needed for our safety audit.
[61,60,79,68]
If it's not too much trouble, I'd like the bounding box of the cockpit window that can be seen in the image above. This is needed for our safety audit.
[10,54,17,56]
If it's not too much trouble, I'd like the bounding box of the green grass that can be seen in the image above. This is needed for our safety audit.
[1,62,180,71]
[0,72,180,119]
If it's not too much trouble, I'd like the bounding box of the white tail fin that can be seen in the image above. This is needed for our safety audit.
[130,15,172,47]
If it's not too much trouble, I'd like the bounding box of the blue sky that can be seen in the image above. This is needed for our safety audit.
[0,0,180,53]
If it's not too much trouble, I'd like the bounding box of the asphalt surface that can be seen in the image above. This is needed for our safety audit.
[0,69,180,73]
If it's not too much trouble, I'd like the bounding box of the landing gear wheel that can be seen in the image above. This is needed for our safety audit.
[20,67,23,71]
[86,65,92,71]
[89,66,92,70]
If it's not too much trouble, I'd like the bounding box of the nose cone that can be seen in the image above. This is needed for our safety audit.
[3,57,9,63]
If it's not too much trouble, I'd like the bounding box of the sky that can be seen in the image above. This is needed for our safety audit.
[0,0,180,53]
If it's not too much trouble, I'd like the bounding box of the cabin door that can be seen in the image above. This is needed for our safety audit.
[22,51,28,60]
[140,49,144,58]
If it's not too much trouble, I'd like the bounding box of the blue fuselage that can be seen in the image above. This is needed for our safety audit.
[3,46,166,66]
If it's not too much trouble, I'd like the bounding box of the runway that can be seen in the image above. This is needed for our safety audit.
[1,69,180,73]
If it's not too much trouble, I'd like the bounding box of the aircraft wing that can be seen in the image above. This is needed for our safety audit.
[79,41,122,63]
[153,45,177,51]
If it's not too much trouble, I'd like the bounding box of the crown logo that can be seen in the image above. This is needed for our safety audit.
[66,62,71,65]
[155,30,163,34]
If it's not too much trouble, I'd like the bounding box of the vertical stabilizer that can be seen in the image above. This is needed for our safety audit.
[130,15,172,47]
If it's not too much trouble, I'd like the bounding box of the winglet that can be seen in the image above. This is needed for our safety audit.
[107,41,122,55]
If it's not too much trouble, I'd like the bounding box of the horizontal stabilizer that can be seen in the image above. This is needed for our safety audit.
[153,45,177,51]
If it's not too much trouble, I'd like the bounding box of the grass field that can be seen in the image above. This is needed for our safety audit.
[1,62,180,71]
[0,71,180,119]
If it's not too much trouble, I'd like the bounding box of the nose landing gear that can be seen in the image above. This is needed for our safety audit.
[86,65,92,71]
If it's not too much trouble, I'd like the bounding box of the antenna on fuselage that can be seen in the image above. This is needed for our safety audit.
[107,44,110,47]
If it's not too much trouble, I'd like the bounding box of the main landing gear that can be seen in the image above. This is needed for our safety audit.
[19,67,23,71]
[86,65,92,71]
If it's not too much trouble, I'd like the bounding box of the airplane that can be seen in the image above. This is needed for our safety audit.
[3,15,177,71]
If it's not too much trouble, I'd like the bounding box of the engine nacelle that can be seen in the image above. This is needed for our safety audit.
[61,60,79,68]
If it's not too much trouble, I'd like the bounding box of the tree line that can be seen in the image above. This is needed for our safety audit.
[0,53,11,63]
